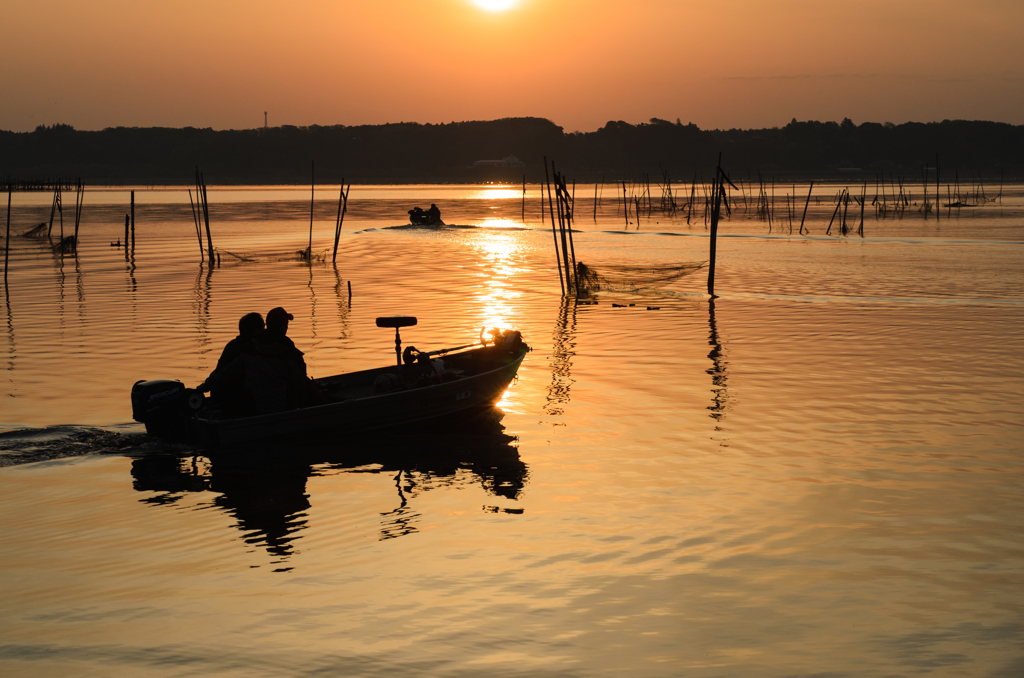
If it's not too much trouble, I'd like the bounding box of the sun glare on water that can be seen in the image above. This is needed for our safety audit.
[470,0,518,12]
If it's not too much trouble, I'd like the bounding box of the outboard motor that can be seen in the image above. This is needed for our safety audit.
[131,379,202,442]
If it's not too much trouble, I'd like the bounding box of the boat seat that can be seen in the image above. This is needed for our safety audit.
[376,316,417,328]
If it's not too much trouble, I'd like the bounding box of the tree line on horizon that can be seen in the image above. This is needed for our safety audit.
[2,117,1022,186]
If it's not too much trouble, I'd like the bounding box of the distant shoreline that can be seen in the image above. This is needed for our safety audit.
[3,117,1023,186]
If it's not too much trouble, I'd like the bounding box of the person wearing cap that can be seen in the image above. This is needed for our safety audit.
[201,307,319,415]
[238,306,309,414]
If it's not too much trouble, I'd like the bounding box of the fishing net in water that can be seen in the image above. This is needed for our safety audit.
[218,248,333,263]
[20,223,48,238]
[575,261,704,293]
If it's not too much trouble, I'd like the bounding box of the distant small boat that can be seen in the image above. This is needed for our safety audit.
[131,319,528,447]
[408,207,444,226]
[409,213,445,227]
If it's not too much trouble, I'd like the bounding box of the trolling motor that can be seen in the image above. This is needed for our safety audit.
[376,316,418,367]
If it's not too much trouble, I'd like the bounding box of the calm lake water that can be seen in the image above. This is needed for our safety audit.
[1,183,1022,677]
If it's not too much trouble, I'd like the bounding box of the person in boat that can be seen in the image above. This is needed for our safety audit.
[199,312,265,414]
[427,203,441,224]
[202,307,324,415]
[408,206,426,224]
[245,306,315,414]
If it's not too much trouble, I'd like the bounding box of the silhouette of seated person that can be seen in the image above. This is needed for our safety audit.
[426,203,441,224]
[199,312,264,415]
[204,307,325,415]
[408,206,426,224]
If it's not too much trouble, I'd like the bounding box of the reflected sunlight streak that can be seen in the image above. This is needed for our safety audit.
[470,188,521,201]
[472,232,524,334]
[470,0,519,12]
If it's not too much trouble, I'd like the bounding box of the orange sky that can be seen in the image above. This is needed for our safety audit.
[2,0,1022,132]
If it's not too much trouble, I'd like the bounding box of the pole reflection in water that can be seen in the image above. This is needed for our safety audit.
[128,409,527,562]
[127,234,137,294]
[55,245,66,340]
[4,281,13,391]
[333,265,351,343]
[544,296,577,417]
[706,299,730,437]
[193,264,214,372]
[74,254,85,320]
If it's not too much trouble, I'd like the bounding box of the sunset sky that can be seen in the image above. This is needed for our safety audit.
[3,0,1022,133]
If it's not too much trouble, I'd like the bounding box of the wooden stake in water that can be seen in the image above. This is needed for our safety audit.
[200,173,214,261]
[707,154,723,299]
[4,187,10,284]
[799,181,813,235]
[522,175,526,222]
[622,180,629,228]
[130,190,136,252]
[552,162,573,293]
[859,183,866,237]
[332,179,350,263]
[188,189,204,260]
[308,160,315,260]
[73,179,83,249]
[48,185,59,237]
[544,156,564,295]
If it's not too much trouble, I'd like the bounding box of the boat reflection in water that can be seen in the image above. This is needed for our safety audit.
[129,407,527,560]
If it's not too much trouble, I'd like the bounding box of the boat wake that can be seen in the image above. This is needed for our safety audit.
[0,425,152,468]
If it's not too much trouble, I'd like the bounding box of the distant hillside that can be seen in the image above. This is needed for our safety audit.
[2,117,1022,185]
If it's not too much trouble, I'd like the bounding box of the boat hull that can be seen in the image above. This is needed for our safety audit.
[142,344,527,447]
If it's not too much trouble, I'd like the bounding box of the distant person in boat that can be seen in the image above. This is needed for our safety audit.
[199,312,264,414]
[409,206,425,223]
[427,203,441,223]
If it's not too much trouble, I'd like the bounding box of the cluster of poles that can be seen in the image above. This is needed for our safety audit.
[3,179,86,283]
[300,162,352,264]
[1,177,76,192]
[44,179,87,252]
[188,168,216,263]
[543,157,580,296]
[539,152,734,300]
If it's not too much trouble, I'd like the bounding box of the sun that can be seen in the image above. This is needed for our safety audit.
[470,0,519,12]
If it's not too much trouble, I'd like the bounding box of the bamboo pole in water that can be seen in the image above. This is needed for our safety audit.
[543,156,564,295]
[123,215,129,260]
[622,180,629,228]
[130,189,136,250]
[552,162,573,293]
[4,187,10,283]
[935,154,940,221]
[188,189,204,260]
[73,180,83,249]
[799,181,813,235]
[859,183,866,236]
[332,180,349,264]
[826,192,843,235]
[200,174,214,261]
[308,161,314,260]
[707,154,723,298]
[522,175,526,222]
[48,185,58,237]
[561,174,579,295]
